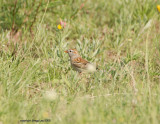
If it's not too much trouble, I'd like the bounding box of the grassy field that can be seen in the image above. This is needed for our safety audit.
[0,0,160,123]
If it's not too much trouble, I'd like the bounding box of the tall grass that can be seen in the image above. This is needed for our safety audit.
[0,0,160,124]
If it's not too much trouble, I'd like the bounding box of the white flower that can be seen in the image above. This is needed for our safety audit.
[44,89,58,101]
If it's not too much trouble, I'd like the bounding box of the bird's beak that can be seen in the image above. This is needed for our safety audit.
[64,50,68,53]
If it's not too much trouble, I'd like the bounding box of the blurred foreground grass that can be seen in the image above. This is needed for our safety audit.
[0,0,160,124]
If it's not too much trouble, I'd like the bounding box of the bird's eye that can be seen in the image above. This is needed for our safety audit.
[69,50,71,52]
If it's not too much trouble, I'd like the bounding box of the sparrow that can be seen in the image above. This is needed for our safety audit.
[65,49,96,73]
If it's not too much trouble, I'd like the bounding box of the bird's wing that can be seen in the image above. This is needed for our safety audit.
[72,57,89,69]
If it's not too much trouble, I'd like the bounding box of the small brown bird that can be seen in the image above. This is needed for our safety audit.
[65,49,96,73]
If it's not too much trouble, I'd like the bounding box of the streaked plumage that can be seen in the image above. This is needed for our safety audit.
[65,49,96,73]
